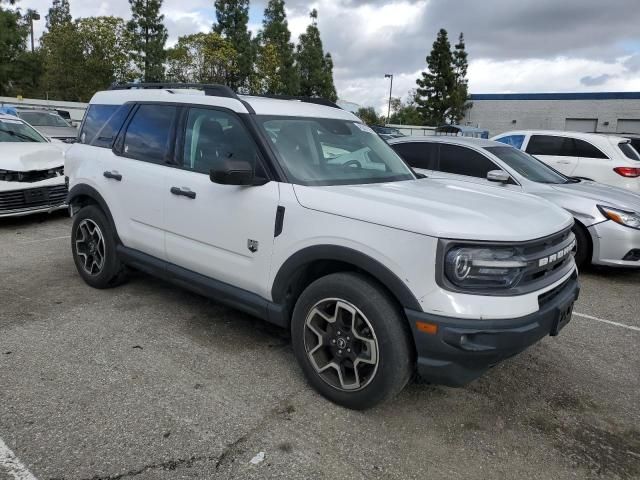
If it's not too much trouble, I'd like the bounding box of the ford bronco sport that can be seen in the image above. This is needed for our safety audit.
[65,83,579,409]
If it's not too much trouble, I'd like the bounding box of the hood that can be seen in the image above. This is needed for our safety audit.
[551,181,640,213]
[293,178,573,241]
[0,143,65,171]
[35,126,78,139]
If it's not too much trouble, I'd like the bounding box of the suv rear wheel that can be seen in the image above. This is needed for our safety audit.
[71,205,127,289]
[291,272,413,409]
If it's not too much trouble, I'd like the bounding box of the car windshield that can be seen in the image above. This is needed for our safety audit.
[256,116,415,185]
[18,111,70,127]
[484,146,573,184]
[0,117,47,143]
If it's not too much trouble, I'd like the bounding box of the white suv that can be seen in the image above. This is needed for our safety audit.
[493,130,640,193]
[65,84,579,409]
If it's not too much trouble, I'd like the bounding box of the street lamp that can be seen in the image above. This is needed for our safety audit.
[29,11,40,53]
[384,73,393,125]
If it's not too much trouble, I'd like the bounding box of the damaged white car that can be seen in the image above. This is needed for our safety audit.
[0,114,68,218]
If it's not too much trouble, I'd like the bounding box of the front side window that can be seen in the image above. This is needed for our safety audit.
[0,117,47,143]
[526,135,575,156]
[181,108,262,175]
[123,104,177,163]
[18,111,70,127]
[485,146,569,184]
[256,116,414,186]
[495,135,525,149]
[391,142,437,170]
[81,104,131,148]
[438,144,499,178]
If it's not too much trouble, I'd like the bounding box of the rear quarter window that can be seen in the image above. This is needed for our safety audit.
[619,142,640,161]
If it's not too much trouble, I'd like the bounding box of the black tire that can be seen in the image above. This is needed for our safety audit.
[291,272,413,410]
[71,205,127,289]
[572,222,591,268]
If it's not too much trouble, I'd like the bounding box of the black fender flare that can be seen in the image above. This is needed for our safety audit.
[67,184,120,243]
[271,245,422,311]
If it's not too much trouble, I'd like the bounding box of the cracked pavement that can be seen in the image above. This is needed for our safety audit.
[1,212,639,479]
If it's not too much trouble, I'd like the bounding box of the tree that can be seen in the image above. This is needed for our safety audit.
[40,0,85,101]
[213,0,253,91]
[0,5,28,95]
[295,9,337,101]
[166,32,238,84]
[258,0,298,95]
[356,107,382,126]
[388,90,424,125]
[415,28,456,125]
[449,33,471,123]
[127,0,167,82]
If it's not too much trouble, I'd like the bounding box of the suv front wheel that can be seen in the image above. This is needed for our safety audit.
[291,272,413,409]
[71,205,127,289]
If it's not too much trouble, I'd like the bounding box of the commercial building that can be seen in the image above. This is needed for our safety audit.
[462,92,640,137]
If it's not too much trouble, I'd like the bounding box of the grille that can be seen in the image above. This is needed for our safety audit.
[538,271,577,308]
[0,184,68,213]
[517,227,575,290]
[0,168,64,183]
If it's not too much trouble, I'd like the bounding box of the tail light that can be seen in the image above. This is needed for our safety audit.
[613,167,640,178]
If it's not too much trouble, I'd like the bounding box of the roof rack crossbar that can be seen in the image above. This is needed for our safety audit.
[108,83,240,100]
[253,94,342,110]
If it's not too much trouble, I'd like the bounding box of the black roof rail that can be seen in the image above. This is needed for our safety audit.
[253,94,342,110]
[108,83,239,100]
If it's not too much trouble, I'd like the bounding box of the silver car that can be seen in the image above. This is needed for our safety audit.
[389,136,640,268]
[16,109,78,142]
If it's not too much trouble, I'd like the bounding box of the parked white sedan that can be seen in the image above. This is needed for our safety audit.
[0,114,68,218]
[492,130,640,193]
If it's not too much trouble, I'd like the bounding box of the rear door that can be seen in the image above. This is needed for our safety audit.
[390,141,438,175]
[524,134,580,176]
[163,106,279,298]
[572,137,610,182]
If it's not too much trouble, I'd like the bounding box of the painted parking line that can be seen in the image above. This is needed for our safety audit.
[17,235,71,245]
[0,437,38,480]
[574,312,640,332]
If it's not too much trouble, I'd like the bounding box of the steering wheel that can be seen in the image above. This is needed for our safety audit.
[342,159,362,169]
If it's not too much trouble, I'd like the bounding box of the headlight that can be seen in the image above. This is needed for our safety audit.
[598,205,640,230]
[444,247,527,289]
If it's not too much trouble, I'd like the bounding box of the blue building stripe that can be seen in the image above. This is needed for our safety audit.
[469,92,640,101]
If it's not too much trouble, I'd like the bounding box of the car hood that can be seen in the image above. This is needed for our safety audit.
[0,143,65,171]
[551,181,640,212]
[34,126,77,139]
[293,178,573,241]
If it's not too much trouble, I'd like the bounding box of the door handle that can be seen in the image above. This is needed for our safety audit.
[103,171,122,181]
[170,186,196,199]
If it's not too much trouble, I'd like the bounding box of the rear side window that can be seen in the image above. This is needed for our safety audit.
[122,104,177,163]
[574,138,607,159]
[619,142,640,161]
[526,135,575,156]
[495,135,525,149]
[438,144,499,178]
[391,142,437,170]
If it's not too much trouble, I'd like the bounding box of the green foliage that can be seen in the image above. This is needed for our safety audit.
[214,0,253,91]
[388,90,424,125]
[356,107,382,126]
[258,0,298,95]
[166,32,238,84]
[296,9,337,101]
[415,28,470,125]
[0,6,28,95]
[127,0,167,82]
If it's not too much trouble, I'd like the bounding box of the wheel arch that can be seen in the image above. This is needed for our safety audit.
[67,184,121,244]
[572,218,593,265]
[271,245,422,323]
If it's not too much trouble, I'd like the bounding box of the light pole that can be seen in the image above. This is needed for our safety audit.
[384,73,393,125]
[29,11,40,53]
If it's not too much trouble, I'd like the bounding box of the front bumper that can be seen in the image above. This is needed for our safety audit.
[0,183,68,218]
[589,220,640,267]
[405,272,580,387]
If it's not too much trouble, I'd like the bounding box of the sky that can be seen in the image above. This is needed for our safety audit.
[11,0,640,112]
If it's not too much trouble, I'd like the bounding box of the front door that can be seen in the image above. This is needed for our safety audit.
[164,107,280,298]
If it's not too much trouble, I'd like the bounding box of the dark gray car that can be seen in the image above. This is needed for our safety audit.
[16,109,78,142]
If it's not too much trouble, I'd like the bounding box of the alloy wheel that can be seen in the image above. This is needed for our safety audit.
[75,219,106,276]
[303,298,379,391]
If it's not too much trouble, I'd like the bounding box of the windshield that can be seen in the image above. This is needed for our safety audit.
[484,146,572,184]
[256,116,415,185]
[18,111,70,128]
[0,117,47,143]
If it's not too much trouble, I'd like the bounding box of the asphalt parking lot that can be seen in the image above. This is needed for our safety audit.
[1,211,639,480]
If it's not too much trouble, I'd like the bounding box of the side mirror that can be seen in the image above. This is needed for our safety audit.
[487,170,511,183]
[210,159,267,186]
